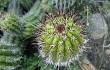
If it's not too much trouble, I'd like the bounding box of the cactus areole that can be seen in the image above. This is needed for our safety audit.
[36,12,87,67]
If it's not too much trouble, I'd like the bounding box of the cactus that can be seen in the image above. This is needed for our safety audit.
[22,0,51,38]
[0,12,24,69]
[0,32,23,70]
[50,0,76,12]
[36,12,87,67]
[0,13,22,37]
[18,0,36,10]
[22,0,43,38]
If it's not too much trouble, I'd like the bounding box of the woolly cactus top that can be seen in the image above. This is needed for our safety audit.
[37,12,86,66]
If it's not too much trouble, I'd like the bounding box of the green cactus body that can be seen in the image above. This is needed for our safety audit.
[37,13,86,66]
[0,13,22,37]
[22,0,45,38]
[0,32,23,70]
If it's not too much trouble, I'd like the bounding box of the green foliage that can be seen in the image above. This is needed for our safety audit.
[0,0,10,10]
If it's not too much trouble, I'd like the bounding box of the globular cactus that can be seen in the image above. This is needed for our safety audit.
[0,13,22,37]
[36,12,87,67]
[0,32,23,70]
